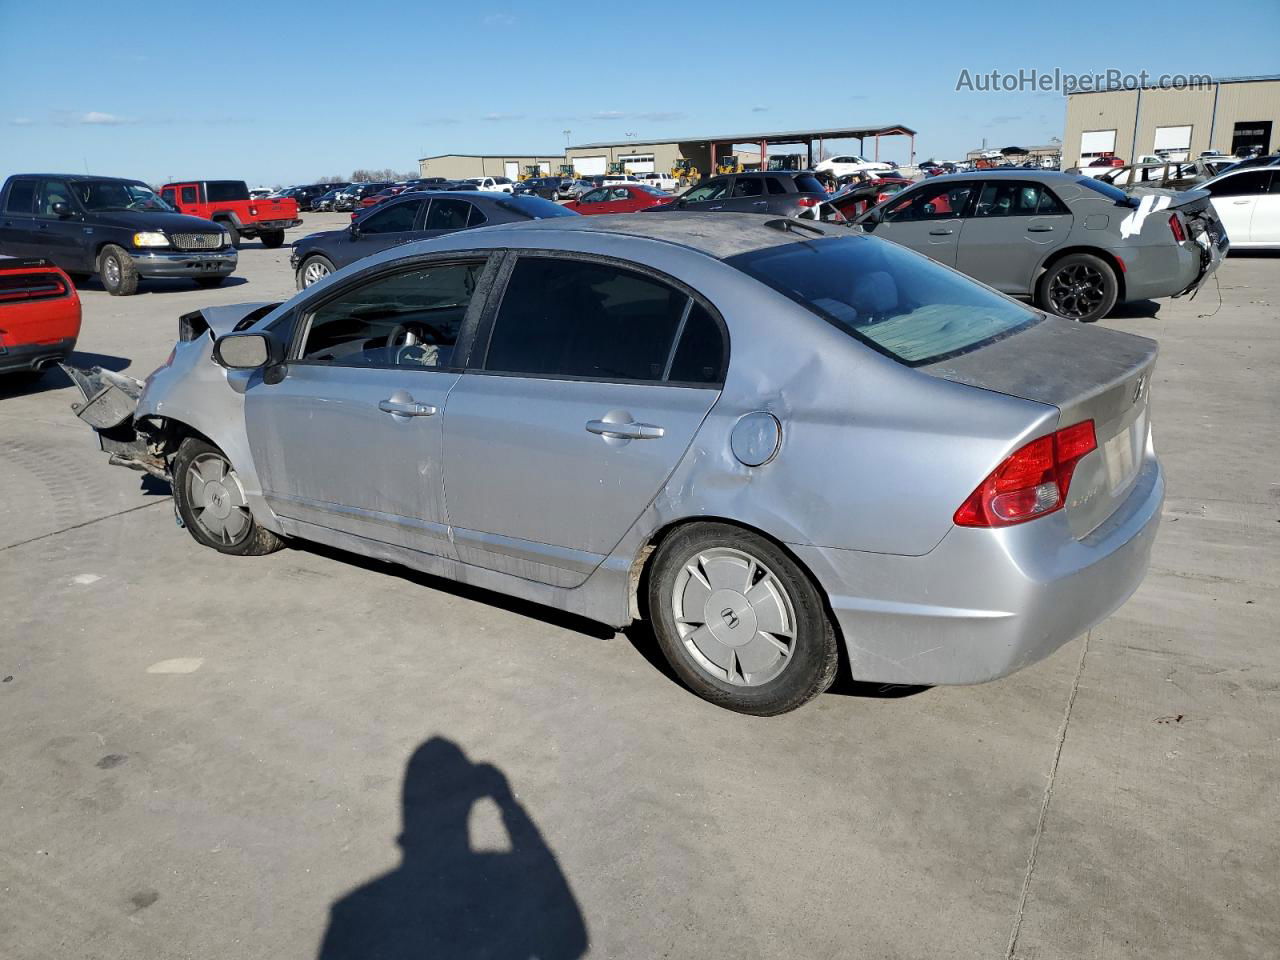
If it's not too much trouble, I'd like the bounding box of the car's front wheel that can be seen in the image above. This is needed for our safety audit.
[647,522,839,715]
[172,438,283,556]
[297,254,336,290]
[1038,252,1118,323]
[98,245,139,296]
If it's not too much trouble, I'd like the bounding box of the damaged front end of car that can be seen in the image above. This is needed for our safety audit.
[60,364,176,479]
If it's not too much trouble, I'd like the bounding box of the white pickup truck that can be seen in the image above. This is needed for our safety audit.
[635,171,678,191]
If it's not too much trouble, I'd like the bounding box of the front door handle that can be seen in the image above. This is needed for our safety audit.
[586,419,664,440]
[1027,225,1055,232]
[708,205,723,211]
[753,200,768,208]
[928,228,953,236]
[378,398,436,417]
[1231,199,1251,205]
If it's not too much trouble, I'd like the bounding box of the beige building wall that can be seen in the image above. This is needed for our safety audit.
[1133,86,1216,158]
[418,155,566,179]
[1064,88,1138,166]
[1210,79,1280,153]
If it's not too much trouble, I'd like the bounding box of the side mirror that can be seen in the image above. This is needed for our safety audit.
[348,222,361,239]
[213,332,284,370]
[51,201,73,218]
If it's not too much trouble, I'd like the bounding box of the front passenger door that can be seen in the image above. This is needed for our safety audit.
[864,180,976,267]
[34,179,91,273]
[244,257,493,555]
[678,177,730,211]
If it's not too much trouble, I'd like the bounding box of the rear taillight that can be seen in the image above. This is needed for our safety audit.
[1168,213,1186,243]
[249,206,258,216]
[795,196,820,207]
[954,421,1097,528]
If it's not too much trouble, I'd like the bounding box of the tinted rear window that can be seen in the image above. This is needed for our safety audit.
[496,195,578,218]
[206,181,249,202]
[1076,177,1138,207]
[725,235,1039,366]
[4,179,37,214]
[793,174,828,195]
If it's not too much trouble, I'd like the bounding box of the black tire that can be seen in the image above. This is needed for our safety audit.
[259,229,286,249]
[1037,252,1118,323]
[65,271,91,285]
[172,438,284,556]
[647,522,839,716]
[194,276,226,289]
[220,220,241,249]
[296,254,336,290]
[98,244,139,296]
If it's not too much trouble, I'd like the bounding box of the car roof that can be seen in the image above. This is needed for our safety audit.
[9,174,136,182]
[923,170,1082,184]
[459,211,845,259]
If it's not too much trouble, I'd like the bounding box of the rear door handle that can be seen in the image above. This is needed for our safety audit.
[1027,225,1055,232]
[753,200,768,208]
[928,228,953,235]
[378,399,436,417]
[586,419,664,440]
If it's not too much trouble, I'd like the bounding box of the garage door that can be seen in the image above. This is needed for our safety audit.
[1079,129,1116,163]
[538,162,550,175]
[620,153,655,174]
[573,155,607,176]
[504,161,520,180]
[1153,125,1192,160]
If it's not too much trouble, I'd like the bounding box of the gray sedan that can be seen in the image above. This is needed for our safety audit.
[64,214,1163,715]
[853,171,1227,322]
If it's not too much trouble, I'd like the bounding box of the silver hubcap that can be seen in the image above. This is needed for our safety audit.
[104,256,121,285]
[303,260,331,286]
[671,547,796,686]
[187,453,251,545]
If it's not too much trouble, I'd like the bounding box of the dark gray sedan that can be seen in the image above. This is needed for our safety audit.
[853,171,1227,322]
[290,192,577,288]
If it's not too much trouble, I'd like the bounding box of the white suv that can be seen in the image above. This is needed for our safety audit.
[814,155,894,179]
[467,176,516,194]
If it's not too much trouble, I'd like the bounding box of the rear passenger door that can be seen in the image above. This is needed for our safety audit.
[422,197,484,236]
[721,176,769,213]
[442,254,727,586]
[1204,169,1271,244]
[954,181,1071,294]
[336,198,426,268]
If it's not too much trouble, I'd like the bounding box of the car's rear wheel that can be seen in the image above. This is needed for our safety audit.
[647,523,839,715]
[297,254,335,290]
[98,245,139,296]
[172,438,283,556]
[259,229,286,249]
[1038,253,1118,323]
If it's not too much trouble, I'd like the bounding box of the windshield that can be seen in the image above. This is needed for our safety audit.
[725,235,1040,366]
[72,180,174,212]
[496,195,579,219]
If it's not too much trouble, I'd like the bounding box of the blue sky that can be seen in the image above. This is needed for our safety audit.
[2,0,1277,186]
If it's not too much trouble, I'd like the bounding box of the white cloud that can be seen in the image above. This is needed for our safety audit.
[482,12,515,25]
[482,112,525,122]
[590,111,627,120]
[9,117,35,126]
[81,111,128,125]
[751,105,769,113]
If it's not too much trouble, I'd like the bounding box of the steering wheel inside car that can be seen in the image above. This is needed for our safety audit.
[386,321,447,367]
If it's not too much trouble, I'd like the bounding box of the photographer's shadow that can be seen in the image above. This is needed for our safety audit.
[318,737,588,960]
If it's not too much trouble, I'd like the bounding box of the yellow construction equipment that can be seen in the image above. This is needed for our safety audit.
[715,155,742,175]
[519,165,542,181]
[671,158,700,187]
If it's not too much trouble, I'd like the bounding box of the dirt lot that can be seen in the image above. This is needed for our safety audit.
[1,216,1276,959]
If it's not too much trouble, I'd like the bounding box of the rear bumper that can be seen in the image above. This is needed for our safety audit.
[793,452,1164,685]
[130,249,237,278]
[240,218,301,234]
[1122,231,1227,301]
[0,336,76,374]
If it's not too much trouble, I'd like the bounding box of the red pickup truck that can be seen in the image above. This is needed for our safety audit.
[159,180,300,248]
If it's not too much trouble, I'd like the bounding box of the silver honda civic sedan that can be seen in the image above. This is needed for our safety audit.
[65,213,1163,715]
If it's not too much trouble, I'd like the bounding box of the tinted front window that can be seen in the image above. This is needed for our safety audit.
[300,261,482,368]
[683,179,728,202]
[362,198,423,233]
[1204,170,1272,196]
[882,182,973,221]
[37,179,71,217]
[206,181,250,202]
[732,178,764,198]
[974,182,1062,217]
[485,258,691,382]
[5,180,37,214]
[725,236,1038,366]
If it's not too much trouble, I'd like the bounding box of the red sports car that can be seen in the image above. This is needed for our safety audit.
[824,177,913,220]
[563,183,676,215]
[0,257,81,382]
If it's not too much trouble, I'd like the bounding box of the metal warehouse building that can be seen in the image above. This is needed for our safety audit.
[1064,75,1280,166]
[418,124,916,180]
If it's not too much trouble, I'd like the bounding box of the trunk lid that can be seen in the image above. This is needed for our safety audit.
[921,317,1156,538]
